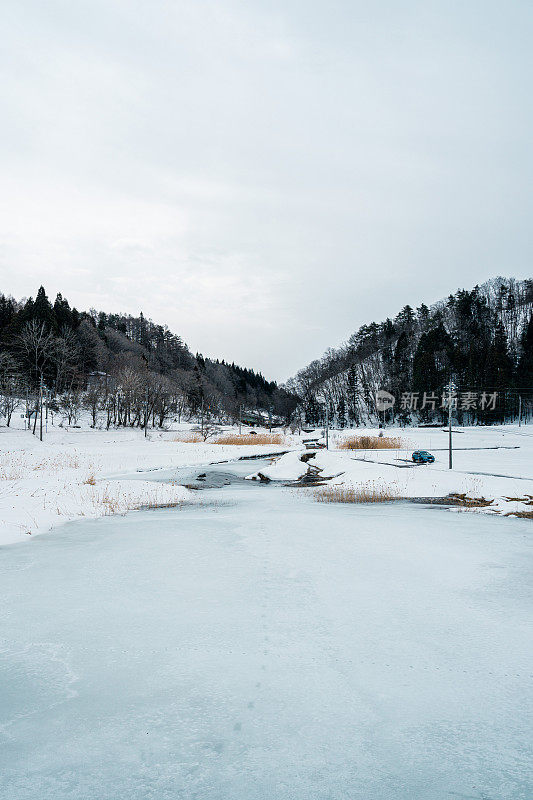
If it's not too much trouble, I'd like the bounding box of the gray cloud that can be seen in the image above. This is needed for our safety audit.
[1,0,532,379]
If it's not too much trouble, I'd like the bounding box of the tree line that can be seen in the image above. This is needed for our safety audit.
[0,287,297,430]
[286,277,533,426]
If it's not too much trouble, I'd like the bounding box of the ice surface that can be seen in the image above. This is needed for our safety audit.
[0,473,531,799]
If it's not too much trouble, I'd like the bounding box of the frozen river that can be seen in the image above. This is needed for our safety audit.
[1,460,532,799]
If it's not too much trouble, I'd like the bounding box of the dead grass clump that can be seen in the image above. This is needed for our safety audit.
[502,495,533,519]
[506,510,533,519]
[101,493,121,514]
[503,495,533,505]
[84,474,96,485]
[32,454,81,471]
[140,500,185,509]
[1,451,83,479]
[88,483,195,517]
[315,481,400,504]
[173,433,203,443]
[0,455,27,480]
[339,435,406,450]
[446,493,493,508]
[212,433,285,445]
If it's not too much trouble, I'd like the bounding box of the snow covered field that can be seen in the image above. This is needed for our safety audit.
[250,425,533,517]
[1,422,532,546]
[0,464,531,799]
[0,423,292,546]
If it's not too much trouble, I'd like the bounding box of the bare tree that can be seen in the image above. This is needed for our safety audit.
[172,369,193,422]
[84,380,104,428]
[53,327,79,392]
[150,374,174,429]
[16,320,55,385]
[60,390,83,426]
[200,421,220,441]
[0,352,21,426]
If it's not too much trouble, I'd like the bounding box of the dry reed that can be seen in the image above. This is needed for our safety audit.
[446,493,493,508]
[315,481,400,504]
[0,454,27,480]
[34,455,80,470]
[173,433,203,443]
[212,433,285,445]
[338,435,406,450]
[503,495,533,505]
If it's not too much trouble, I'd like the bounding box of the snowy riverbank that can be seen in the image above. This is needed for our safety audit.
[1,422,532,546]
[0,424,294,546]
[248,425,533,517]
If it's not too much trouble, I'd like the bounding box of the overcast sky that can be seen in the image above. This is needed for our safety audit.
[1,1,532,380]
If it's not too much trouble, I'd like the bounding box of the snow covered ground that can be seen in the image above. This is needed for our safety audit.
[1,421,533,546]
[0,469,531,799]
[0,422,293,546]
[249,425,533,517]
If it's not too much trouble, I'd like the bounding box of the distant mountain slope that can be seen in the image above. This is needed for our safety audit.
[286,277,533,426]
[0,286,297,427]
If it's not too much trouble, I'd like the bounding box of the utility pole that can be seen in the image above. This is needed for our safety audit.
[325,406,329,450]
[144,385,149,438]
[201,398,204,438]
[238,404,242,435]
[518,395,522,427]
[448,378,455,470]
[39,375,44,442]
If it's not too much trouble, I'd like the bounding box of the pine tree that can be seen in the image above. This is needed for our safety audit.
[0,295,16,339]
[33,286,56,331]
[53,293,74,330]
[417,304,430,331]
[395,305,415,330]
[518,314,533,386]
[392,331,412,424]
[487,321,513,389]
[337,398,346,428]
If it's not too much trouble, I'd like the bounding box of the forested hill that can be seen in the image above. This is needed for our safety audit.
[286,277,533,426]
[0,287,297,425]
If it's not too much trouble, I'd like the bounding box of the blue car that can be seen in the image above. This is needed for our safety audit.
[412,450,435,464]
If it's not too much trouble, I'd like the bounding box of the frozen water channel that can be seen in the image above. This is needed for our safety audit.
[1,458,532,800]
